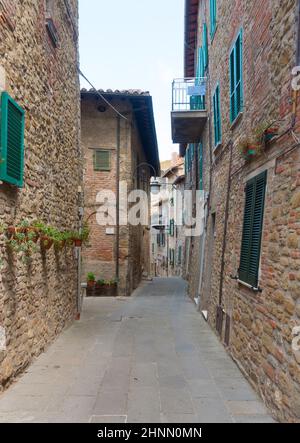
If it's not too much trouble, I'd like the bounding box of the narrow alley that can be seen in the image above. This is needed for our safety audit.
[0,279,274,424]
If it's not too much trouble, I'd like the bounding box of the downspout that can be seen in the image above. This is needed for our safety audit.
[76,191,83,319]
[218,140,233,307]
[116,115,121,287]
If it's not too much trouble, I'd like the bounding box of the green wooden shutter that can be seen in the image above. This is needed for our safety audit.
[239,171,267,287]
[170,219,175,237]
[94,150,111,171]
[213,84,221,146]
[203,23,208,70]
[210,0,217,39]
[191,48,205,111]
[230,30,243,123]
[0,92,25,187]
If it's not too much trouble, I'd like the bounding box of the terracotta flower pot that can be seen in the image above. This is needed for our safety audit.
[40,236,53,250]
[74,239,82,247]
[87,280,95,288]
[7,226,16,236]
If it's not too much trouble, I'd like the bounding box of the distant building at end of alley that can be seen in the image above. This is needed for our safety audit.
[81,89,160,297]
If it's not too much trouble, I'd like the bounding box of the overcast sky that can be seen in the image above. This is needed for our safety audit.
[79,0,184,161]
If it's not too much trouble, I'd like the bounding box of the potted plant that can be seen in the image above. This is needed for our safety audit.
[72,223,90,247]
[7,226,16,237]
[238,137,262,160]
[40,235,54,250]
[95,279,105,296]
[102,279,118,297]
[17,220,30,234]
[264,126,279,142]
[53,231,66,251]
[86,272,96,296]
[6,231,38,263]
[0,222,7,235]
[253,121,279,144]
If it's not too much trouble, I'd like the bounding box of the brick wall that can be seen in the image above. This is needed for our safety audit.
[185,0,300,421]
[81,95,151,296]
[0,0,80,388]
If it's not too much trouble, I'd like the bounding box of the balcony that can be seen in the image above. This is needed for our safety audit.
[171,77,207,144]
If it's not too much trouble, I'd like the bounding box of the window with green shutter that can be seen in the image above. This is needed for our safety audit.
[178,246,182,265]
[191,48,205,111]
[0,92,25,188]
[170,219,175,237]
[210,0,217,39]
[230,29,243,123]
[94,149,111,171]
[202,23,208,70]
[213,84,221,146]
[239,171,267,288]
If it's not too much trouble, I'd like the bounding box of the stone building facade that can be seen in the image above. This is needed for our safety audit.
[150,157,184,277]
[0,0,81,389]
[81,89,159,297]
[175,0,300,422]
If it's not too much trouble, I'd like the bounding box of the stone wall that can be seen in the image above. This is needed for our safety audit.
[0,0,80,388]
[185,0,300,422]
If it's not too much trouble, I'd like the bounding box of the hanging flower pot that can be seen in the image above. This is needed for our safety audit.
[73,238,82,247]
[27,227,39,243]
[40,236,53,250]
[264,127,279,142]
[7,226,16,236]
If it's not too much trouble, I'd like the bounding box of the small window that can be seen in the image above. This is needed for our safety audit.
[169,219,175,237]
[45,0,58,48]
[94,150,111,171]
[239,171,267,288]
[0,92,25,187]
[213,84,222,146]
[230,30,243,123]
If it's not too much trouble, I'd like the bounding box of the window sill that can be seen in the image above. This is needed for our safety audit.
[230,111,243,130]
[237,278,262,293]
[46,16,59,48]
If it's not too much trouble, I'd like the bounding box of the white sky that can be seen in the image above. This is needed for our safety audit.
[79,0,184,161]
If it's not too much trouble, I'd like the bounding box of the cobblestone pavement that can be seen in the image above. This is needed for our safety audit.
[0,278,275,423]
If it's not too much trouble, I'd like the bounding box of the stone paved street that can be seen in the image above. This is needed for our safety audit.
[0,278,275,423]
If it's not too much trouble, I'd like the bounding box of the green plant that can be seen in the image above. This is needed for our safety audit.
[96,279,105,286]
[238,136,262,159]
[87,272,96,282]
[0,222,7,235]
[7,231,38,262]
[81,222,90,243]
[105,278,118,286]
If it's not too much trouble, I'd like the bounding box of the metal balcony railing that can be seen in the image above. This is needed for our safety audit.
[172,77,207,112]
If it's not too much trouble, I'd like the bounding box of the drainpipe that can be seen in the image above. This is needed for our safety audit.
[116,115,121,286]
[218,140,233,307]
[76,191,83,319]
